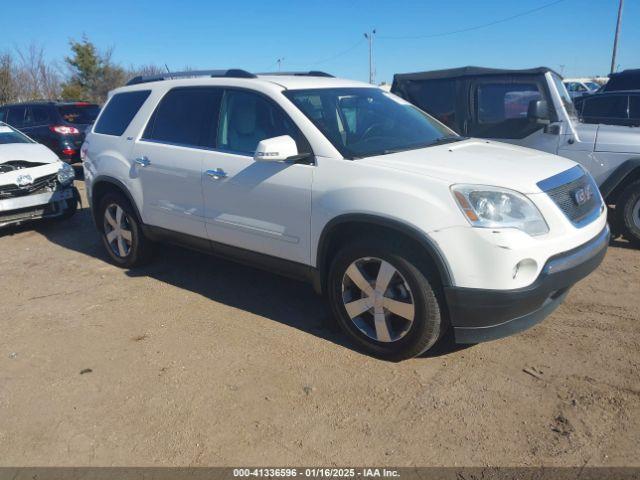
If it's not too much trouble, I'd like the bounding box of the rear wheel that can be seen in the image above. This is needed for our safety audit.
[327,238,443,361]
[98,192,153,267]
[616,180,640,247]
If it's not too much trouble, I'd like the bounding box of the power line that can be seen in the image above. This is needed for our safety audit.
[310,38,366,66]
[379,0,569,40]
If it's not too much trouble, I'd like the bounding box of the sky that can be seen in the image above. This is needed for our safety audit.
[1,0,638,84]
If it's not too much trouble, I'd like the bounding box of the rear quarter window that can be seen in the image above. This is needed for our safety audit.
[397,79,458,130]
[94,90,151,136]
[58,104,100,125]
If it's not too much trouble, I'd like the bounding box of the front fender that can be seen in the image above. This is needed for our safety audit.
[599,157,640,200]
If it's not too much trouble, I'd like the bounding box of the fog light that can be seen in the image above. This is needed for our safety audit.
[513,259,537,280]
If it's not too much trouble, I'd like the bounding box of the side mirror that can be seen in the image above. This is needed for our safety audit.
[254,135,298,162]
[527,100,550,124]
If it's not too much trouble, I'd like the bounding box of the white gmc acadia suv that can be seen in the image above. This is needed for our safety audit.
[82,69,609,360]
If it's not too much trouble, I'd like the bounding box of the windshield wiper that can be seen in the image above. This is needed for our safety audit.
[381,136,466,155]
[429,135,467,145]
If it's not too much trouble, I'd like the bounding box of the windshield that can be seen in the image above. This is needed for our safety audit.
[58,104,100,125]
[585,82,600,91]
[0,125,34,144]
[551,74,577,119]
[284,88,458,159]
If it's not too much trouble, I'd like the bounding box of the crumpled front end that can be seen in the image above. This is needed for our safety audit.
[0,162,78,228]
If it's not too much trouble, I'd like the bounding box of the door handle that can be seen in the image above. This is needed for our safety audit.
[134,156,150,167]
[205,168,227,180]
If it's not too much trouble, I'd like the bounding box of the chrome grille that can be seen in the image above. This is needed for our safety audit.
[538,166,602,227]
[0,173,57,199]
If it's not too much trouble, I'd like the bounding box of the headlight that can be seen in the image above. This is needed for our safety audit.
[451,185,549,236]
[57,162,75,186]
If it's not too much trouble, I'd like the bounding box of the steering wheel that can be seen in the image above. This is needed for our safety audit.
[360,122,387,140]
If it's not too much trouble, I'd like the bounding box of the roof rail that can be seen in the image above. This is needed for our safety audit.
[126,69,257,86]
[256,71,334,78]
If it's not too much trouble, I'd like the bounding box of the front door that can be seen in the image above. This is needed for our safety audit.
[201,88,313,265]
[131,86,223,239]
[467,78,561,155]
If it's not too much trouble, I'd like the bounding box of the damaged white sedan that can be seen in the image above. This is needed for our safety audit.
[0,122,78,228]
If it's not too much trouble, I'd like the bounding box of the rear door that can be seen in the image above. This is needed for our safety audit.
[629,96,640,126]
[5,106,28,132]
[201,88,313,264]
[23,105,55,149]
[467,77,561,154]
[131,86,222,239]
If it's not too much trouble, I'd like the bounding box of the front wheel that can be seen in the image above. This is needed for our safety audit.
[98,192,153,267]
[327,239,444,361]
[617,180,640,247]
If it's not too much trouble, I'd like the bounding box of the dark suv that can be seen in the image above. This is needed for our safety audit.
[0,101,100,163]
[574,91,640,127]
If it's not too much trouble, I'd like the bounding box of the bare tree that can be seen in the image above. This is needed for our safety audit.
[0,52,19,104]
[13,44,61,100]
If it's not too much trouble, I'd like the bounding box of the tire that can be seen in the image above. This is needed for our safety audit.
[616,180,640,247]
[98,192,153,267]
[327,238,444,361]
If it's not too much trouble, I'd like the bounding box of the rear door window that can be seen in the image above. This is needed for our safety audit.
[30,106,51,126]
[142,87,223,147]
[629,96,640,119]
[582,95,628,119]
[6,106,27,128]
[400,79,458,130]
[94,90,151,136]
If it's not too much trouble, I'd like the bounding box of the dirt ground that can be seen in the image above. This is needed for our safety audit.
[0,179,639,467]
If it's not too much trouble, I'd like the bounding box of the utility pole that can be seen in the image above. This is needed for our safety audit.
[276,58,284,72]
[364,29,376,84]
[610,0,624,74]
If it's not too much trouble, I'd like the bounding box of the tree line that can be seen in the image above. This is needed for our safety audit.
[0,37,165,106]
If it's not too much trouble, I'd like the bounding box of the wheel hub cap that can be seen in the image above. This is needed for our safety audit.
[103,203,133,258]
[633,198,640,229]
[341,257,415,343]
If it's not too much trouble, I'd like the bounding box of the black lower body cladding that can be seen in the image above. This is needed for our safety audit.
[445,226,610,344]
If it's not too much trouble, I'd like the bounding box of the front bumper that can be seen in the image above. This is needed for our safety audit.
[445,225,610,344]
[0,186,78,228]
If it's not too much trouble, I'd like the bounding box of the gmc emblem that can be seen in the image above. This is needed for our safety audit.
[573,185,593,206]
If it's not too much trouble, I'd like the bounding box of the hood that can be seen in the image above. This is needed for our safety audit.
[594,124,640,154]
[359,139,577,194]
[0,143,60,165]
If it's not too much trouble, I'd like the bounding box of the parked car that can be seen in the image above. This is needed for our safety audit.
[601,69,640,92]
[391,66,640,246]
[83,69,608,360]
[574,91,640,127]
[0,122,78,228]
[0,101,100,163]
[563,80,600,99]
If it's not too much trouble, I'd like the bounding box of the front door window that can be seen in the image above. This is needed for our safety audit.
[469,81,551,139]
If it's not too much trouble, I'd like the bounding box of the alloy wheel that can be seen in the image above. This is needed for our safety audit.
[341,257,415,343]
[633,198,640,230]
[103,203,133,258]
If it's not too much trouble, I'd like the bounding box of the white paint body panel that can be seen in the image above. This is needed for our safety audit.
[84,75,607,291]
